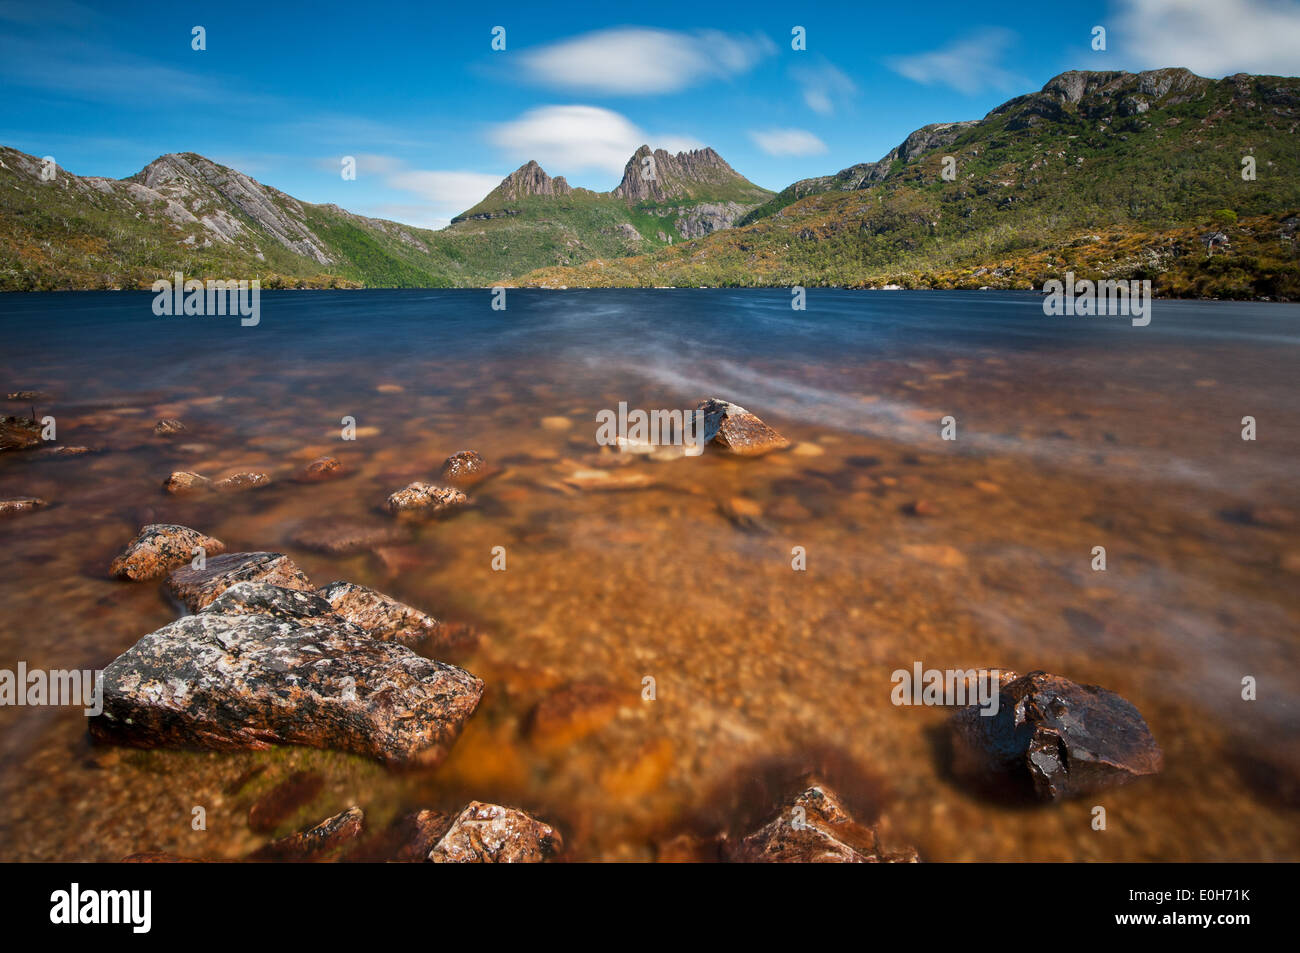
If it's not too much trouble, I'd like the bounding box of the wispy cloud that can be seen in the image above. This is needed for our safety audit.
[517,28,774,95]
[489,105,700,177]
[749,128,828,156]
[789,59,857,115]
[322,155,503,229]
[886,28,1024,95]
[1115,0,1300,77]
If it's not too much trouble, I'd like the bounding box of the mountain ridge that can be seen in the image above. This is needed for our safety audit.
[2,67,1297,296]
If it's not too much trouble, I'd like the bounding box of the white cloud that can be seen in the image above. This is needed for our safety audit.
[518,28,774,94]
[790,60,857,115]
[489,105,701,177]
[886,28,1024,95]
[1115,0,1300,76]
[337,155,503,229]
[749,128,828,157]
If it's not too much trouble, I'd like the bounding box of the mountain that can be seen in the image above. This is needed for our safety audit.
[0,145,771,290]
[520,69,1300,299]
[4,69,1298,298]
[448,146,772,248]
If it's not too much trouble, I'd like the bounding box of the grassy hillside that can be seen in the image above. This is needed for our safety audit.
[519,70,1300,299]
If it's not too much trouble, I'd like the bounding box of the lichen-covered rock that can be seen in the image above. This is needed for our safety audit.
[317,581,440,647]
[163,471,211,495]
[439,450,492,488]
[90,581,484,765]
[428,802,562,863]
[249,807,364,861]
[697,398,790,456]
[949,671,1163,801]
[213,471,270,493]
[166,551,313,611]
[727,783,919,863]
[110,524,227,581]
[0,415,42,451]
[385,482,467,517]
[0,497,46,517]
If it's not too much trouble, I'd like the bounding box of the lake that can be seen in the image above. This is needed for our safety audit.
[1,289,1298,860]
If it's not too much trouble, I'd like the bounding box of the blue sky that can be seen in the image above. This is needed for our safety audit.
[3,0,1298,228]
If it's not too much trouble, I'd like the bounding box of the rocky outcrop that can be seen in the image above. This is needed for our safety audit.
[130,152,335,265]
[110,524,226,581]
[727,783,918,863]
[90,581,484,765]
[614,146,759,204]
[949,671,1163,800]
[428,802,563,863]
[166,552,313,611]
[153,418,185,436]
[385,482,468,517]
[697,398,790,456]
[674,202,750,239]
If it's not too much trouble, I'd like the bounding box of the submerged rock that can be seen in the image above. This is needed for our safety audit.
[428,802,563,863]
[0,415,42,451]
[110,524,227,581]
[295,455,342,482]
[289,518,400,555]
[387,809,455,862]
[213,471,271,493]
[163,471,211,495]
[249,807,364,861]
[949,671,1163,801]
[728,783,918,863]
[385,482,467,517]
[90,581,484,765]
[697,399,789,456]
[166,551,313,611]
[0,497,46,517]
[318,581,440,647]
[440,450,493,488]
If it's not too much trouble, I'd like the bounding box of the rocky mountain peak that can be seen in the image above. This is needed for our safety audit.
[491,161,573,201]
[613,145,744,203]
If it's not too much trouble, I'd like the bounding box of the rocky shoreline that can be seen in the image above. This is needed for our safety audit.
[5,391,1170,862]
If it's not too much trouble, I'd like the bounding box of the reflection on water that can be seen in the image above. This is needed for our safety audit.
[1,290,1298,861]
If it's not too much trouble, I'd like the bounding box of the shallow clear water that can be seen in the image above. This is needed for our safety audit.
[1,289,1298,860]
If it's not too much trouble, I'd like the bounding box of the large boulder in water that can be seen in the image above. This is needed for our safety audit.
[949,671,1163,801]
[697,399,790,457]
[90,581,483,765]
